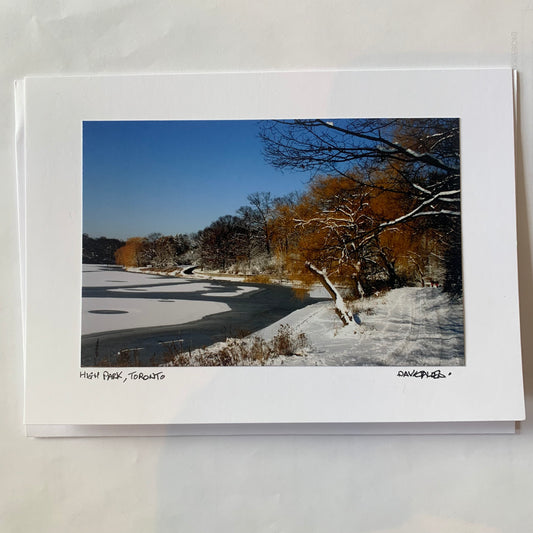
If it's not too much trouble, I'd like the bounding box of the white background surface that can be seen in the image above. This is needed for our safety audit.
[1,1,533,532]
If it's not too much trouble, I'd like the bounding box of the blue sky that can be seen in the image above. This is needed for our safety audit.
[82,120,311,240]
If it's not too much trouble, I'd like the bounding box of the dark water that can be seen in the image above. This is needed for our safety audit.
[81,269,323,367]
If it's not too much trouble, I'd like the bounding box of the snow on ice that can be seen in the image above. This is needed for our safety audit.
[82,297,230,336]
[81,264,252,335]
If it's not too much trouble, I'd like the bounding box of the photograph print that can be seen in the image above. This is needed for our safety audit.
[81,118,464,367]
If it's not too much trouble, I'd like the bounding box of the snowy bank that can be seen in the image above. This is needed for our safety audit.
[256,287,465,366]
[163,287,464,367]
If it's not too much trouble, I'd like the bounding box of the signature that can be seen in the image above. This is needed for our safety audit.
[397,369,451,379]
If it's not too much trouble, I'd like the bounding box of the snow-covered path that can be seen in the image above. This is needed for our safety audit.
[257,287,465,366]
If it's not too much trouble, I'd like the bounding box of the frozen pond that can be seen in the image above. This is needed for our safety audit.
[81,265,323,366]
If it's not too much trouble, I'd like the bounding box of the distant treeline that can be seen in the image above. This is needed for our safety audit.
[114,233,194,269]
[111,192,293,277]
[83,234,125,264]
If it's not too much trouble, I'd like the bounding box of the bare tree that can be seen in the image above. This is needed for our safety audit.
[197,215,250,270]
[261,118,462,299]
[246,191,274,255]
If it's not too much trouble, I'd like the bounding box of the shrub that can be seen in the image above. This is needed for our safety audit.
[272,324,309,355]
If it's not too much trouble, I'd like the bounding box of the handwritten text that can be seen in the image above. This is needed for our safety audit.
[80,370,166,383]
[397,369,451,379]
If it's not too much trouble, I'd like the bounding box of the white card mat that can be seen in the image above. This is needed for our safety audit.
[16,69,524,436]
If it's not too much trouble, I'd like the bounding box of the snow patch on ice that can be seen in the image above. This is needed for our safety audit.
[82,297,230,335]
[110,282,215,294]
[83,264,186,287]
[201,286,259,297]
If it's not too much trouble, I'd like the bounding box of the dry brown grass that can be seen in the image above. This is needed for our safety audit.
[164,324,310,366]
[90,346,143,367]
[246,274,272,284]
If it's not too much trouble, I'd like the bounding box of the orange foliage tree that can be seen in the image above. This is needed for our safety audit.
[114,237,146,267]
[270,171,449,326]
[261,118,461,299]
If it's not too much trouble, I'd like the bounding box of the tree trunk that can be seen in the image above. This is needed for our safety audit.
[305,262,354,326]
[352,261,366,299]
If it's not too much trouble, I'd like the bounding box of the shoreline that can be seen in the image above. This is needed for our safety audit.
[81,265,324,366]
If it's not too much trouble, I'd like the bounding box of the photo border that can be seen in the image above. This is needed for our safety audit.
[80,116,465,369]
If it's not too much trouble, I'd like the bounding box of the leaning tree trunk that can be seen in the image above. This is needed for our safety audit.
[305,262,354,326]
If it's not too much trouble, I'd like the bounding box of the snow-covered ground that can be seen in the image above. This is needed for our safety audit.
[83,266,464,367]
[256,287,464,366]
[82,265,256,335]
